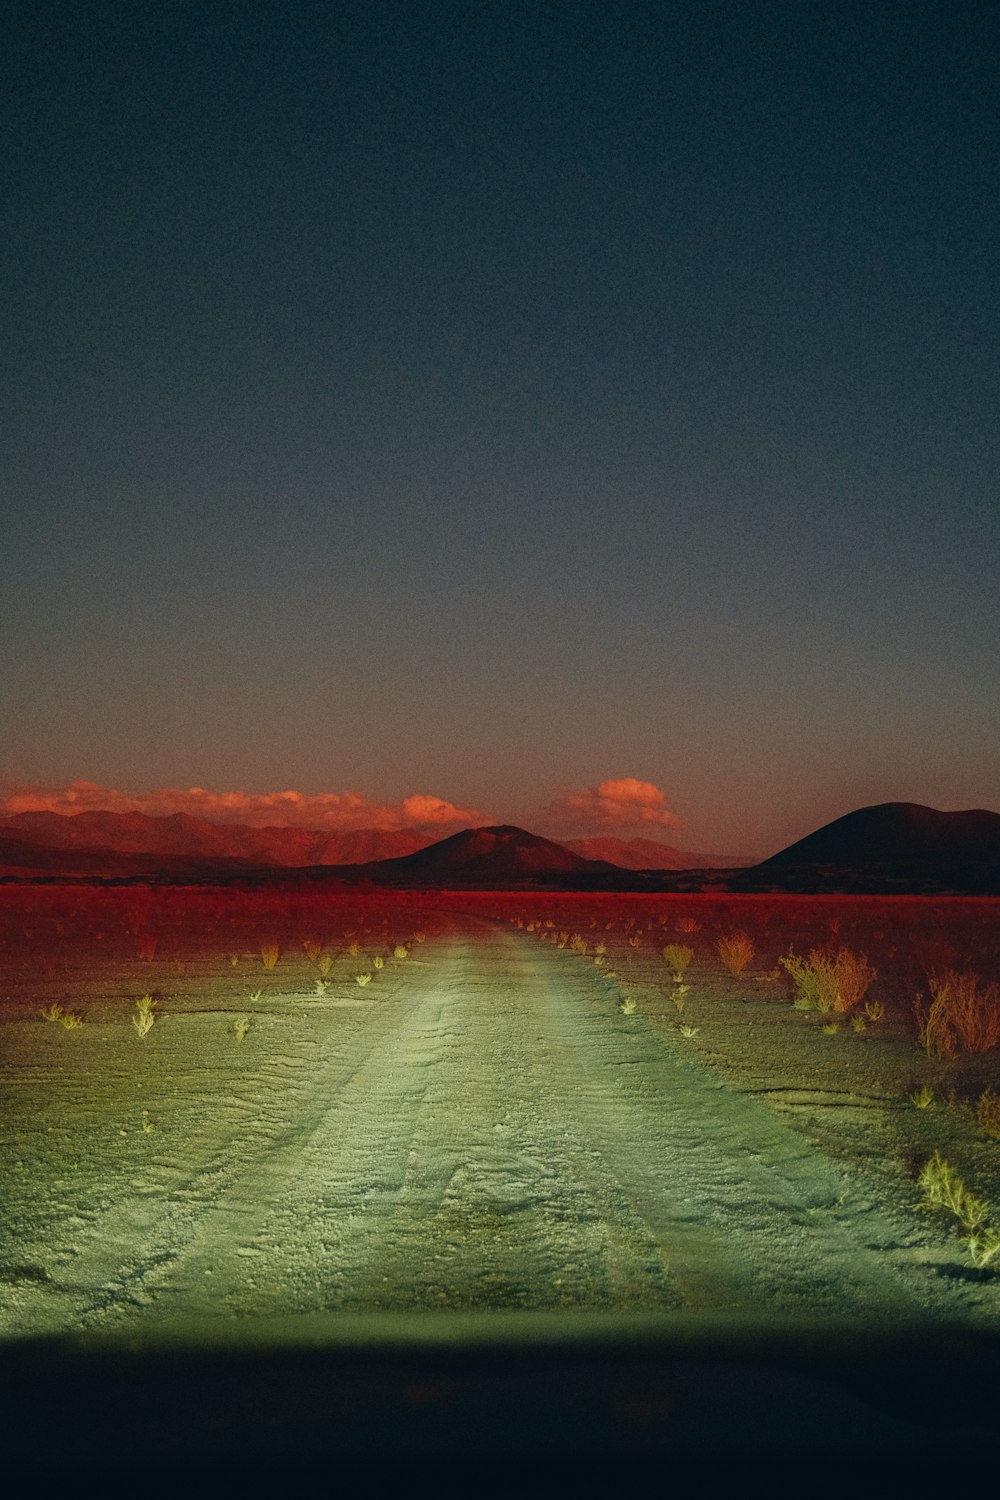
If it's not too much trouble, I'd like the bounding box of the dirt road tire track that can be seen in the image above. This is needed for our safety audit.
[1,918,946,1331]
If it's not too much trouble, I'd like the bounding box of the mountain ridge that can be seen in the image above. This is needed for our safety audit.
[2,803,998,892]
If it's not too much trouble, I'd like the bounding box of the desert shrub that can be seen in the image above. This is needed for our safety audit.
[915,971,1000,1059]
[717,933,754,975]
[40,1003,65,1023]
[355,972,372,987]
[260,942,280,970]
[976,1088,1000,1139]
[393,945,408,960]
[662,944,694,972]
[303,938,322,963]
[779,947,876,1013]
[132,994,156,1038]
[675,915,699,933]
[916,1153,1000,1265]
[966,1227,1000,1269]
[910,1084,935,1109]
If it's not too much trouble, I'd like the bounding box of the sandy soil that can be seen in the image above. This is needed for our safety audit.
[2,895,998,1338]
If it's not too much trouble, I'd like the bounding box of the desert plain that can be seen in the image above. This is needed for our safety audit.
[1,883,999,1337]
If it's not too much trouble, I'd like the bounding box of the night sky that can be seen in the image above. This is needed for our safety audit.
[3,1,998,856]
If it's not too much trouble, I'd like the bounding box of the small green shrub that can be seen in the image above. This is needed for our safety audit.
[132,994,157,1038]
[917,1152,988,1235]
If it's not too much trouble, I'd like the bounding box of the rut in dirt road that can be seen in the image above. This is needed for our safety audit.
[57,916,924,1327]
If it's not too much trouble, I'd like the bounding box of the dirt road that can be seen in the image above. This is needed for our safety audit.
[1,918,935,1331]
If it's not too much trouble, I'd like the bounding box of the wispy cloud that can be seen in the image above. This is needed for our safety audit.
[542,776,680,832]
[0,779,487,831]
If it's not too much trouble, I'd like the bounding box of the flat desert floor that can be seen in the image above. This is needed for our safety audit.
[2,890,999,1336]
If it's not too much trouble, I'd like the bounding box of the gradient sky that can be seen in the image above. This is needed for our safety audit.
[3,1,998,857]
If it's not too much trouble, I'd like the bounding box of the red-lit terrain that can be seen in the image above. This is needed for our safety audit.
[2,882,999,1337]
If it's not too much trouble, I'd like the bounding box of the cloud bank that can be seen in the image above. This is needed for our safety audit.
[543,777,680,832]
[0,779,486,831]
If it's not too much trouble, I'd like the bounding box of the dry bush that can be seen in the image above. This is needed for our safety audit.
[976,1088,1000,1139]
[675,915,699,933]
[303,938,322,963]
[662,944,694,973]
[915,971,1000,1059]
[717,932,754,975]
[918,1152,988,1235]
[779,947,876,1013]
[260,942,280,970]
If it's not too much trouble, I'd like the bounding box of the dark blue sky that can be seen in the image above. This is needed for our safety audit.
[3,1,998,854]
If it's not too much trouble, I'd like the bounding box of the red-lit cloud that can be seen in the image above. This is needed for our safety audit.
[543,777,680,832]
[0,779,486,831]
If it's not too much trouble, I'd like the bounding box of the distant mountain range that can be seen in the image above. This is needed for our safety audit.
[561,836,755,870]
[0,810,744,882]
[1,803,998,892]
[0,811,430,867]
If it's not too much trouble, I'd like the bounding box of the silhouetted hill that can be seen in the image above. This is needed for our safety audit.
[732,803,1000,893]
[562,836,755,870]
[341,825,628,889]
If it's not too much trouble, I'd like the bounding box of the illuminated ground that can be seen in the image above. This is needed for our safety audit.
[1,896,999,1335]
